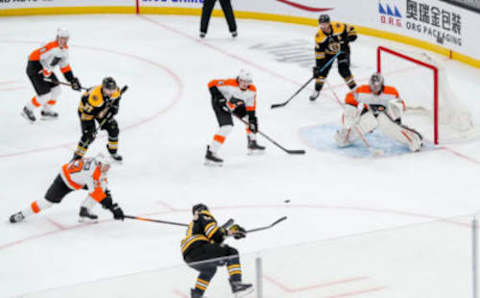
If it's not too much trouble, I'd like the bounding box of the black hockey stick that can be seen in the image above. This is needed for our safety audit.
[124,215,189,227]
[233,114,306,155]
[43,78,90,91]
[270,51,341,109]
[246,216,287,233]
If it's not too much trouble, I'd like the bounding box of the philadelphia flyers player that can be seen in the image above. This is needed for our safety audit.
[181,203,252,298]
[21,28,82,122]
[206,69,265,166]
[335,72,423,152]
[9,154,124,224]
[310,14,357,101]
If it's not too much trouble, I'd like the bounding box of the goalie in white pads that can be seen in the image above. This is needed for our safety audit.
[335,73,423,152]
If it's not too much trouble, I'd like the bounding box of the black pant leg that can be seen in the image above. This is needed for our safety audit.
[314,56,335,91]
[44,175,73,203]
[211,96,233,127]
[26,61,52,96]
[200,0,217,34]
[219,0,237,32]
[102,119,120,154]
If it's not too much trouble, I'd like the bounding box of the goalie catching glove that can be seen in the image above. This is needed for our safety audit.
[228,224,247,239]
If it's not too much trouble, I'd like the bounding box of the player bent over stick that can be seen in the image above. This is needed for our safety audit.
[21,28,82,123]
[206,69,265,166]
[9,154,124,224]
[335,73,423,152]
[181,204,252,298]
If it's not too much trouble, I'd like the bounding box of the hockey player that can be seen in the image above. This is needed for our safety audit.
[310,14,357,101]
[181,203,252,298]
[206,69,265,166]
[73,77,122,161]
[335,73,423,152]
[9,154,124,224]
[21,27,82,122]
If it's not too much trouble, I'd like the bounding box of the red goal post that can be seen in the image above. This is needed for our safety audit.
[377,46,440,144]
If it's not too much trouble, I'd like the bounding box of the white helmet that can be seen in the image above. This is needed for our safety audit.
[56,27,70,39]
[237,69,253,84]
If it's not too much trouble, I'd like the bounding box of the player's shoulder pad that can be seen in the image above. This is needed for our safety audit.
[88,85,105,107]
[111,88,121,100]
[248,84,257,92]
[331,22,346,35]
[315,29,327,43]
[199,210,216,221]
[383,85,399,97]
[356,85,371,93]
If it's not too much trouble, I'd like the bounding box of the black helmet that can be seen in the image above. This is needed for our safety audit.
[318,14,330,24]
[102,77,117,91]
[192,203,208,215]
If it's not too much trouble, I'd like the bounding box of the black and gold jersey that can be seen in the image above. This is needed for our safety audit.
[315,22,357,60]
[181,210,227,257]
[78,85,121,121]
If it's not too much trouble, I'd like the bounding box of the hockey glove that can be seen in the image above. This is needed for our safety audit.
[248,115,258,133]
[110,203,124,220]
[228,224,246,239]
[70,77,82,91]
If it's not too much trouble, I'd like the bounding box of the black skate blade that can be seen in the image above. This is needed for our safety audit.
[20,112,35,124]
[234,287,254,298]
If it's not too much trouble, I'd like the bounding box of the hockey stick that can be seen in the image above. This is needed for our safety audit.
[124,215,189,227]
[43,78,90,91]
[232,114,306,155]
[246,216,287,233]
[270,51,341,109]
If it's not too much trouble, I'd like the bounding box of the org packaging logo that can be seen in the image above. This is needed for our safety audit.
[379,2,402,27]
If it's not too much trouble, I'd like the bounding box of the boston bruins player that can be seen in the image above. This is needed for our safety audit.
[73,77,123,161]
[310,14,357,101]
[181,204,253,298]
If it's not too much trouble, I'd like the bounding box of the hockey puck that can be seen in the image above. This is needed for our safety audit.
[284,199,291,203]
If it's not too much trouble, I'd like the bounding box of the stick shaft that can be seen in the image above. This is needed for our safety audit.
[124,215,188,227]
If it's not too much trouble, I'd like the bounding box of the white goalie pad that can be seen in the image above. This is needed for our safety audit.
[336,110,378,147]
[377,112,423,152]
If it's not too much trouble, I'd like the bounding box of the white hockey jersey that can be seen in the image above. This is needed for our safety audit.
[208,78,257,112]
[60,158,108,202]
[29,40,72,74]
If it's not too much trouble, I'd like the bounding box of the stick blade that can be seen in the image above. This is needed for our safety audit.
[270,102,286,109]
[286,149,306,155]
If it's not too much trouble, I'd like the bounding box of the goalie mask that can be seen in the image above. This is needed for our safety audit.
[369,72,384,94]
[192,203,209,215]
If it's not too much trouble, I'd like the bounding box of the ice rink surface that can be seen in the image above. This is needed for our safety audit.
[1,14,480,298]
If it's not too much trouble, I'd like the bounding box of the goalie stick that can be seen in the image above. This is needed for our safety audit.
[232,114,306,155]
[270,51,341,109]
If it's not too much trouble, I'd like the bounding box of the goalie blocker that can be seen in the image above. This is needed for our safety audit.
[335,73,423,152]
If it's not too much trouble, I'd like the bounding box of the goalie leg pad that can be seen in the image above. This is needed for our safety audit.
[377,112,423,152]
[335,128,354,147]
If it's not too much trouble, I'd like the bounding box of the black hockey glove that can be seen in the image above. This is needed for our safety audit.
[110,203,124,220]
[70,77,82,91]
[228,224,246,239]
[233,104,247,118]
[312,66,321,78]
[248,115,258,133]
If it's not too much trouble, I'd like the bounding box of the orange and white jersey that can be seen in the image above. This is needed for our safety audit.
[60,158,108,202]
[345,85,405,111]
[208,79,257,112]
[28,40,71,75]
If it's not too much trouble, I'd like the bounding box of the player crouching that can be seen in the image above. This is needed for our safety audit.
[9,154,124,224]
[182,204,253,297]
[335,73,423,152]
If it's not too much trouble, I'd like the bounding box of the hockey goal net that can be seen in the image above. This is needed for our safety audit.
[377,46,475,144]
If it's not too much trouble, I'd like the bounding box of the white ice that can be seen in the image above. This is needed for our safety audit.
[1,14,480,298]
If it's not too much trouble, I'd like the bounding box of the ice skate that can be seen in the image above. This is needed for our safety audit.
[230,280,254,297]
[204,145,223,166]
[40,109,58,120]
[247,136,265,155]
[21,106,36,123]
[309,90,320,101]
[79,207,98,223]
[9,211,25,223]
